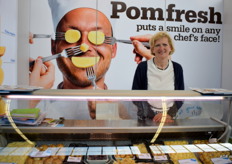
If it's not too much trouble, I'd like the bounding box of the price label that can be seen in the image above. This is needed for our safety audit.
[154,155,168,161]
[211,157,232,164]
[137,153,152,159]
[178,158,198,164]
[67,156,82,162]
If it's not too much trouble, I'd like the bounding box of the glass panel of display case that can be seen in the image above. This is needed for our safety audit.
[0,89,232,164]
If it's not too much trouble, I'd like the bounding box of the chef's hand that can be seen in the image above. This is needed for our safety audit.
[29,57,55,89]
[130,34,153,64]
[153,113,174,123]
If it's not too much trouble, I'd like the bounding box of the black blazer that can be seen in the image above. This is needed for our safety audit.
[132,60,185,120]
[132,60,184,90]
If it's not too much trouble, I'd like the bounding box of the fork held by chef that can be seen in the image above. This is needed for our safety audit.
[29,45,83,67]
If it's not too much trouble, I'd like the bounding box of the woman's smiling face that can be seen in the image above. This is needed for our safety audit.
[152,37,172,59]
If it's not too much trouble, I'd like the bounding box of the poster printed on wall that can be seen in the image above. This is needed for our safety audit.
[0,0,17,63]
[29,0,223,90]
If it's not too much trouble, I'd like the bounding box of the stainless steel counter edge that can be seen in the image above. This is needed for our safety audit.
[32,89,202,97]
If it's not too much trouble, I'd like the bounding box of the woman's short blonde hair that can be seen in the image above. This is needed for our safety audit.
[149,31,175,55]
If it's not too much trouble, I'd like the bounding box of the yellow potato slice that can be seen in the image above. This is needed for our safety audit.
[71,56,100,68]
[65,29,81,43]
[88,31,105,45]
[80,43,89,52]
[0,46,6,56]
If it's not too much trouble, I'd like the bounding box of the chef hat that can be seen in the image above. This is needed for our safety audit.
[48,0,97,31]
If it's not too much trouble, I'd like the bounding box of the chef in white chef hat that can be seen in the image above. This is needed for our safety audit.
[48,0,113,34]
[45,0,117,91]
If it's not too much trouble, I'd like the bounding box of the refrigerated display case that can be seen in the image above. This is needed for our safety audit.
[0,89,232,164]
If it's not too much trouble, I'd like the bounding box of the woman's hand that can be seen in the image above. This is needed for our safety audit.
[29,57,55,89]
[130,34,153,64]
[153,113,174,123]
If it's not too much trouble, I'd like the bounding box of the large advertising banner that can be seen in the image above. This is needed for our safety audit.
[0,0,18,85]
[29,0,223,90]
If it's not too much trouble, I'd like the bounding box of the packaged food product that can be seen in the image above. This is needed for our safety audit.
[132,142,153,163]
[27,143,66,164]
[113,157,136,164]
[86,155,109,164]
[0,141,35,164]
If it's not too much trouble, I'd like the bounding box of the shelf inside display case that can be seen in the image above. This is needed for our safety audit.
[30,89,203,97]
[0,118,226,134]
[5,89,204,98]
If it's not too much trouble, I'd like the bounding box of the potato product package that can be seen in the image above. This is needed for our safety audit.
[27,143,66,164]
[63,143,88,164]
[149,144,173,164]
[0,141,35,164]
[86,155,110,164]
[132,141,153,163]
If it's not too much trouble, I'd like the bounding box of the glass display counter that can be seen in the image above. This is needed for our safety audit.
[0,89,232,164]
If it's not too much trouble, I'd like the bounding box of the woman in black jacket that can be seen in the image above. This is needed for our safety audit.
[131,31,184,122]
